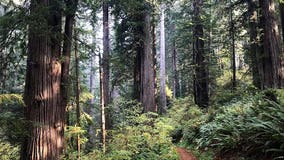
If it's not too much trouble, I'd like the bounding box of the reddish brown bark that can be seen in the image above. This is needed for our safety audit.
[142,9,157,113]
[23,0,63,159]
[259,0,282,89]
[22,0,78,159]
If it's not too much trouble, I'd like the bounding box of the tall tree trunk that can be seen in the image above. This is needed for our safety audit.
[193,0,209,108]
[99,54,106,153]
[151,8,158,110]
[259,0,282,89]
[230,1,236,89]
[133,14,144,101]
[142,8,157,112]
[133,48,142,100]
[159,3,167,113]
[86,49,96,149]
[102,0,110,129]
[280,1,284,43]
[61,0,78,116]
[74,29,81,160]
[22,0,64,159]
[279,1,284,87]
[248,0,261,88]
[171,23,179,98]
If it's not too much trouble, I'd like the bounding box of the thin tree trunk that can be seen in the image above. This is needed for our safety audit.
[99,53,106,153]
[159,3,167,113]
[151,9,158,109]
[193,0,209,108]
[74,29,81,160]
[230,1,236,89]
[142,8,157,113]
[102,0,111,129]
[171,23,178,98]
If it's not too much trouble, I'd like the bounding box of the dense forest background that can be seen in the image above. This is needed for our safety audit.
[0,0,284,159]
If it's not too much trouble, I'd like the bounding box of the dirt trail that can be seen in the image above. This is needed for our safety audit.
[176,147,198,160]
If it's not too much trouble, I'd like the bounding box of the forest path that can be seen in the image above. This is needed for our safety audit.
[176,147,197,160]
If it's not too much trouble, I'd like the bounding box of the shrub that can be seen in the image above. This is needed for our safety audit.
[0,94,25,159]
[107,113,179,160]
[192,90,284,159]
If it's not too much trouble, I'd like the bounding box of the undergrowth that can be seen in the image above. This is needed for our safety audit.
[0,94,25,160]
[83,99,179,160]
[171,89,284,160]
[2,89,284,160]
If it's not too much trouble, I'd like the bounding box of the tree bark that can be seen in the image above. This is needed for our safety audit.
[133,16,144,101]
[259,0,282,89]
[61,0,78,114]
[279,1,284,87]
[170,23,179,98]
[23,0,64,159]
[279,1,284,43]
[133,47,142,101]
[151,8,158,111]
[99,53,106,153]
[159,3,167,113]
[102,0,111,129]
[230,1,236,89]
[248,0,261,88]
[142,8,157,113]
[74,29,81,160]
[193,0,209,108]
[22,0,78,159]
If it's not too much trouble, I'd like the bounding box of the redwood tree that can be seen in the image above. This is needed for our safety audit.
[248,0,261,88]
[22,0,77,159]
[193,0,209,108]
[142,6,157,112]
[102,0,110,128]
[259,0,282,89]
[159,3,166,113]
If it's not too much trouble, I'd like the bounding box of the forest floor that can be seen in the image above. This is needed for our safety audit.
[176,147,197,160]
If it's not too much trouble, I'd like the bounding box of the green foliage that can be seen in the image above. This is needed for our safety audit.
[167,96,213,159]
[84,99,178,160]
[0,94,24,106]
[110,98,143,128]
[107,113,178,160]
[179,90,284,159]
[0,3,28,93]
[64,87,96,154]
[0,139,20,160]
[0,94,26,159]
[0,94,26,143]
